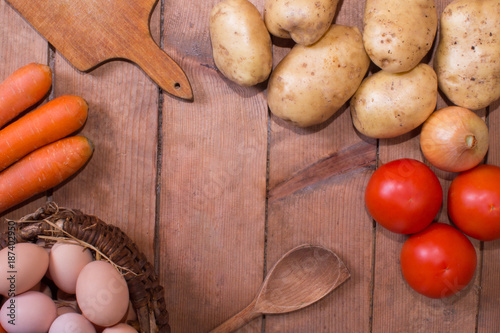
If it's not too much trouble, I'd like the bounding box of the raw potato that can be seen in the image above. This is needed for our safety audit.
[434,0,500,110]
[264,0,339,45]
[209,0,272,86]
[267,25,370,127]
[363,0,437,73]
[350,63,438,139]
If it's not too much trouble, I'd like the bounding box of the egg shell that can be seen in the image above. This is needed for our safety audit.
[102,323,138,332]
[0,243,49,296]
[76,260,129,327]
[49,313,96,333]
[49,241,94,294]
[0,291,57,333]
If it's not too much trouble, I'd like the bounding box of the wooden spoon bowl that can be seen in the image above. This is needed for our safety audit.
[210,244,350,333]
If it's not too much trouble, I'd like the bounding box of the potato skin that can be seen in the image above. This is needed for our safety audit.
[350,64,438,139]
[264,0,339,45]
[363,0,437,73]
[209,0,272,87]
[434,0,500,110]
[267,25,370,127]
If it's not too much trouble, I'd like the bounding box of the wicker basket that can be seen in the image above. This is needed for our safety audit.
[0,202,170,333]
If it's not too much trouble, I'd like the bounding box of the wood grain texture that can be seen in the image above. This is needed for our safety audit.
[4,0,192,99]
[267,0,375,331]
[210,245,350,333]
[372,1,488,332]
[51,60,159,260]
[159,0,267,331]
[1,0,499,332]
[0,0,50,221]
[269,141,376,203]
[49,6,162,261]
[477,99,500,333]
[267,169,374,332]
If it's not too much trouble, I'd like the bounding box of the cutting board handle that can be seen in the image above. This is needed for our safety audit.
[125,36,193,100]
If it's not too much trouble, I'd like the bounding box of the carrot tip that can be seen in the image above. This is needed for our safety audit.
[84,137,95,153]
[39,63,52,74]
[26,63,52,79]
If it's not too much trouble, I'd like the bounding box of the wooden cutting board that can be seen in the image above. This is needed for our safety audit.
[5,0,193,100]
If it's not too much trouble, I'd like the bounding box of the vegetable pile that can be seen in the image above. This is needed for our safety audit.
[209,0,499,171]
[0,63,94,213]
[366,158,500,298]
[208,0,499,299]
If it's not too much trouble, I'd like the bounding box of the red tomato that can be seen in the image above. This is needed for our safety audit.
[365,158,443,234]
[400,223,477,298]
[448,164,500,241]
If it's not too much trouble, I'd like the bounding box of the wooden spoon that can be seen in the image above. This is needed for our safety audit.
[210,244,350,333]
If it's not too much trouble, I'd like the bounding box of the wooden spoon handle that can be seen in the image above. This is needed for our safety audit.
[209,300,260,333]
[125,36,193,100]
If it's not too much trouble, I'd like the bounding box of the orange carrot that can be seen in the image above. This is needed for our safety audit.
[0,136,94,213]
[0,63,52,128]
[0,95,88,172]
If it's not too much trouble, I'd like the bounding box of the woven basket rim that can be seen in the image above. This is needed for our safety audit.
[1,202,170,333]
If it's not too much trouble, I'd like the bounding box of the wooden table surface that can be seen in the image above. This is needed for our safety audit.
[1,0,499,332]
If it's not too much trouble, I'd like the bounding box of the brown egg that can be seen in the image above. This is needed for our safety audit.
[0,291,57,332]
[76,261,129,327]
[49,241,93,294]
[49,313,96,333]
[0,243,49,296]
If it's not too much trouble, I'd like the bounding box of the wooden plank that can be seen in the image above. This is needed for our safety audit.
[1,0,499,332]
[268,141,376,203]
[477,99,500,333]
[266,169,375,332]
[159,0,268,331]
[0,0,49,221]
[372,1,485,332]
[266,0,375,331]
[0,1,48,69]
[50,4,162,261]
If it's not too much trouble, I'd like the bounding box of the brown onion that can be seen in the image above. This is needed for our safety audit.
[420,106,489,172]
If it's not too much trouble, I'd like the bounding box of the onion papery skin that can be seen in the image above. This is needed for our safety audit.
[420,106,489,172]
